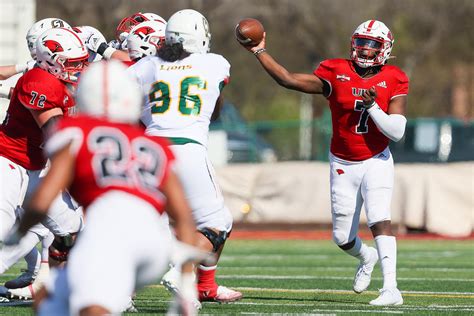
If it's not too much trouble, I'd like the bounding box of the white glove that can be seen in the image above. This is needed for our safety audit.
[108,39,122,49]
[170,240,216,267]
[14,63,28,74]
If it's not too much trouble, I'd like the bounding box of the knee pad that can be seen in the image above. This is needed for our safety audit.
[199,228,230,252]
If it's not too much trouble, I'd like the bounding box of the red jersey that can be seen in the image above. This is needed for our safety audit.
[314,59,409,161]
[0,68,75,170]
[121,60,136,67]
[45,116,174,214]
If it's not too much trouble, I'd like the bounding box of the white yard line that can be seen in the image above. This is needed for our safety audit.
[231,286,474,297]
[143,299,474,312]
[217,274,474,282]
[220,266,474,272]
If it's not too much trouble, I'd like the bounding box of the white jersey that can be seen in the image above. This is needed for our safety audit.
[128,53,230,147]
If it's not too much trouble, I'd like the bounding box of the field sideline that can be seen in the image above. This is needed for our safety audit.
[0,236,472,315]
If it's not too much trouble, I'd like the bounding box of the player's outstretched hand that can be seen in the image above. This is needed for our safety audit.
[241,32,266,54]
[362,86,377,109]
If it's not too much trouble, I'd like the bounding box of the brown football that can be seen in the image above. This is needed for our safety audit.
[235,18,264,46]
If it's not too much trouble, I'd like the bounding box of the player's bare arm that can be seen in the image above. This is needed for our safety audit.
[0,64,27,80]
[239,33,324,94]
[362,86,407,142]
[211,94,224,121]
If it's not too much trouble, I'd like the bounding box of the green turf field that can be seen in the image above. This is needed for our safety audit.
[1,239,473,315]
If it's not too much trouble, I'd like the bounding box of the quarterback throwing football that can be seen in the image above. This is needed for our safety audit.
[240,20,408,306]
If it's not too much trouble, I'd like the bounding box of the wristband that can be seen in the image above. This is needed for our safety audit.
[102,46,117,60]
[253,48,266,56]
[97,42,117,59]
[14,63,28,74]
[96,42,109,56]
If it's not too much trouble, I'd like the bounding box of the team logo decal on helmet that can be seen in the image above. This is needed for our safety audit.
[43,40,64,53]
[134,26,155,38]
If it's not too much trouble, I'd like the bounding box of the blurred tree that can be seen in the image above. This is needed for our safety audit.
[36,0,473,120]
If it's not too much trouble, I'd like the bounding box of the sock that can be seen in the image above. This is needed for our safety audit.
[197,264,218,295]
[343,237,372,264]
[24,248,40,276]
[375,235,397,289]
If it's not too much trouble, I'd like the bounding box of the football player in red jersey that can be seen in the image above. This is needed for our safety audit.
[239,20,408,306]
[4,60,203,316]
[0,27,88,296]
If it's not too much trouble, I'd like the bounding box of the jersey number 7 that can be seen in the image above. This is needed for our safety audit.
[354,100,369,134]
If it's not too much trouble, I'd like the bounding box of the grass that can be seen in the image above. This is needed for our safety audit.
[1,239,473,315]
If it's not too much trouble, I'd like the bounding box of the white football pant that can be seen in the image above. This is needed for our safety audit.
[330,147,394,246]
[68,190,172,315]
[170,143,233,233]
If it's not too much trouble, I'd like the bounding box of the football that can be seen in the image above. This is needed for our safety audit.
[235,18,264,46]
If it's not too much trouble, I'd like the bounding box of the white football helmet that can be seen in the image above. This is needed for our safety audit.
[35,28,89,83]
[165,9,211,54]
[26,18,72,60]
[115,12,166,41]
[351,20,394,68]
[72,26,107,63]
[127,21,166,61]
[76,60,142,124]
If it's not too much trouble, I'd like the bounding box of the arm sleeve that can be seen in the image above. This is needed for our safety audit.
[367,104,407,142]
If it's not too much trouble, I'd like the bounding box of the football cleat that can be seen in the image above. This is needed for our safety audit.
[4,269,37,289]
[200,286,243,303]
[0,296,10,303]
[7,262,49,300]
[353,247,378,293]
[161,268,202,310]
[369,288,403,306]
[122,296,138,313]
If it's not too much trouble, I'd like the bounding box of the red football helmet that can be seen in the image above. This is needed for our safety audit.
[115,12,166,41]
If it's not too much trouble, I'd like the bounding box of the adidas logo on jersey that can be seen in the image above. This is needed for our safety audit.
[377,81,387,88]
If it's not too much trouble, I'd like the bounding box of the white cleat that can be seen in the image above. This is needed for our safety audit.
[353,247,378,294]
[122,296,138,313]
[214,286,243,303]
[161,268,202,310]
[7,262,49,300]
[369,288,403,306]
